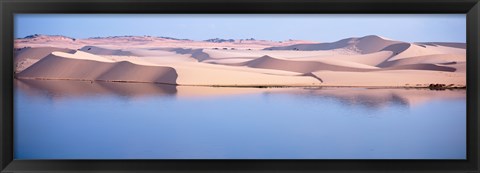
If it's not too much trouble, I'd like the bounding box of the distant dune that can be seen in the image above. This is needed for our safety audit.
[15,34,317,50]
[240,55,372,73]
[79,46,138,56]
[264,35,401,54]
[168,48,211,61]
[415,42,467,49]
[14,34,466,88]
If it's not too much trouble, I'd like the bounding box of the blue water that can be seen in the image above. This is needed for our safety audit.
[14,80,466,159]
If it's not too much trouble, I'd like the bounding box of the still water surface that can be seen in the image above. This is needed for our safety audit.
[14,79,466,159]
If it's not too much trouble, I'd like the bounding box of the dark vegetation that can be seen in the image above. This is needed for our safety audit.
[428,84,466,90]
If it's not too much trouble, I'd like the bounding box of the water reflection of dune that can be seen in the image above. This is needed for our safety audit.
[286,88,465,109]
[16,79,465,109]
[15,79,177,99]
[15,79,266,99]
[323,91,410,109]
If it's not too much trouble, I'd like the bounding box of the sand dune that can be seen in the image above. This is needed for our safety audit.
[17,50,321,86]
[14,47,76,73]
[238,54,456,74]
[382,64,456,72]
[415,42,466,49]
[203,58,253,64]
[18,51,178,84]
[203,49,343,59]
[239,55,375,73]
[263,36,465,71]
[296,51,393,67]
[96,61,178,84]
[264,35,401,54]
[386,43,465,61]
[380,43,411,56]
[79,46,138,56]
[168,48,211,61]
[157,59,321,86]
[14,47,75,62]
[384,44,424,61]
[446,62,467,73]
[14,34,466,88]
[15,34,318,50]
[377,54,465,68]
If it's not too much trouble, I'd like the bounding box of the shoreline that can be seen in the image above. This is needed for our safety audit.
[15,76,467,90]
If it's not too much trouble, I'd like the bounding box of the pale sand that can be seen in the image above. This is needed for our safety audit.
[14,47,76,73]
[18,52,178,84]
[14,35,466,88]
[293,51,393,67]
[311,70,465,87]
[265,35,402,53]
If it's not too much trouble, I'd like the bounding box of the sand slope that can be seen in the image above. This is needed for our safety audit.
[14,47,76,73]
[240,55,373,73]
[415,42,466,49]
[79,46,138,56]
[18,51,178,84]
[264,35,401,54]
[377,54,465,68]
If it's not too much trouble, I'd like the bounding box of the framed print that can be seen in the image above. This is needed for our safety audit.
[1,0,479,172]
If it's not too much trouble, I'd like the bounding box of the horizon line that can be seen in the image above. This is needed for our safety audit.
[15,33,467,43]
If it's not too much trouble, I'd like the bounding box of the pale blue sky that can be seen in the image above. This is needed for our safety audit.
[15,14,466,43]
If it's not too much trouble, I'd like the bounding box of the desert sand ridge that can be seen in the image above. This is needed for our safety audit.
[18,51,178,84]
[14,47,76,73]
[264,35,402,54]
[14,34,466,88]
[18,50,321,86]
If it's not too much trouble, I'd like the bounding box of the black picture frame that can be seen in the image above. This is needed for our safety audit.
[1,0,479,172]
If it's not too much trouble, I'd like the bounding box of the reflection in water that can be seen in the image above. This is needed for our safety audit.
[265,87,464,110]
[278,89,411,109]
[15,79,465,109]
[14,79,466,159]
[15,79,177,99]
